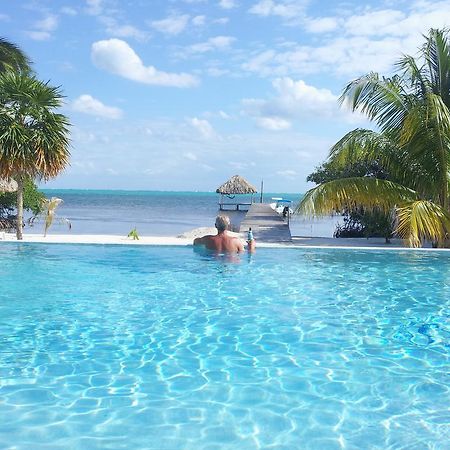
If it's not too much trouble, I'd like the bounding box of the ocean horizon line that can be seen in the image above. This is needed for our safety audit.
[40,188,304,196]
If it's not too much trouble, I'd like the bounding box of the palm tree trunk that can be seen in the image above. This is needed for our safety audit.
[16,178,23,240]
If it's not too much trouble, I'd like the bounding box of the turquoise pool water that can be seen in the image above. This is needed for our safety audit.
[0,244,449,449]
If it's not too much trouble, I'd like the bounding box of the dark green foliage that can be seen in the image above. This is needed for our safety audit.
[334,207,393,240]
[0,178,45,229]
[0,37,32,74]
[307,160,387,184]
[307,161,394,240]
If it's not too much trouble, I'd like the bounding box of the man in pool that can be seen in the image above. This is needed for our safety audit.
[193,215,255,253]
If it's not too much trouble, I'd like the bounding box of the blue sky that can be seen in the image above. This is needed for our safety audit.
[2,0,450,192]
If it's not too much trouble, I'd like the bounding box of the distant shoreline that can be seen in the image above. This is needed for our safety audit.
[40,188,304,196]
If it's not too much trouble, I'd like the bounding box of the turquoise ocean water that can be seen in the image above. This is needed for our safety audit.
[0,244,449,449]
[32,190,339,237]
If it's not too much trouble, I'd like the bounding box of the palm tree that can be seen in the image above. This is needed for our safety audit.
[0,37,31,73]
[298,29,450,247]
[0,71,70,239]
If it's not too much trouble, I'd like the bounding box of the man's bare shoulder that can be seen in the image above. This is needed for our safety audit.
[194,235,216,245]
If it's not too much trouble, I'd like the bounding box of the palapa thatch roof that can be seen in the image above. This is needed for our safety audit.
[216,175,257,194]
[0,178,18,193]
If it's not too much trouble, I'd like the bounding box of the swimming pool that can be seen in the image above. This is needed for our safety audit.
[0,244,449,449]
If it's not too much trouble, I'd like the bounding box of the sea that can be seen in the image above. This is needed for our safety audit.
[30,190,340,237]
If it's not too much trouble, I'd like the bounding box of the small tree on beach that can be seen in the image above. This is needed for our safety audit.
[0,71,70,239]
[28,197,71,236]
[298,29,450,247]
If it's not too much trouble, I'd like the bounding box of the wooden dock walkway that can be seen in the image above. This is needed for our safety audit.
[239,203,292,243]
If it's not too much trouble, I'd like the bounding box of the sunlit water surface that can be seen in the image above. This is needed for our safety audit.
[0,244,449,449]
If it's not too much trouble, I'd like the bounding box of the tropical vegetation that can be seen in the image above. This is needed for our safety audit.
[0,178,44,230]
[297,28,450,247]
[29,197,71,237]
[0,68,70,239]
[0,37,31,74]
[307,160,393,240]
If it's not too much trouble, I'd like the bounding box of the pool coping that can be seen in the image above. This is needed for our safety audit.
[1,233,450,252]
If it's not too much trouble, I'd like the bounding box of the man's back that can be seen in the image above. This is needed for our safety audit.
[193,215,255,254]
[195,231,244,253]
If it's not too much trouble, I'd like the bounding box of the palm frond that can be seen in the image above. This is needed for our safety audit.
[297,177,417,216]
[400,93,450,204]
[0,72,70,180]
[327,128,436,196]
[423,29,450,107]
[0,38,32,74]
[395,54,429,96]
[396,200,450,247]
[340,73,411,134]
[328,129,385,166]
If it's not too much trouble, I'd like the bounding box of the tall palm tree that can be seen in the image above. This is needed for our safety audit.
[0,37,31,73]
[297,29,450,247]
[0,72,70,239]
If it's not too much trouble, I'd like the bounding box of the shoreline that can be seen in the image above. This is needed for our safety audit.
[1,232,448,252]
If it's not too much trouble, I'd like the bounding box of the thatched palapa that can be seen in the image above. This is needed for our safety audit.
[216,175,257,195]
[216,175,257,211]
[0,178,18,193]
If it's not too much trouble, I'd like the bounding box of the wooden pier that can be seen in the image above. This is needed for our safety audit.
[219,202,252,211]
[239,203,292,243]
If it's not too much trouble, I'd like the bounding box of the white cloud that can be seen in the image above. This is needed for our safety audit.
[192,15,206,26]
[256,117,291,130]
[344,9,406,37]
[271,78,339,116]
[91,39,199,88]
[38,16,58,31]
[54,117,334,192]
[243,36,408,77]
[344,2,450,39]
[86,0,102,15]
[100,17,148,41]
[249,0,306,20]
[111,24,148,40]
[243,1,450,78]
[189,36,235,53]
[306,17,338,33]
[243,77,361,130]
[72,95,123,119]
[150,14,190,35]
[26,31,51,41]
[188,118,216,139]
[219,0,237,9]
[27,14,58,40]
[0,14,9,21]
[214,17,229,24]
